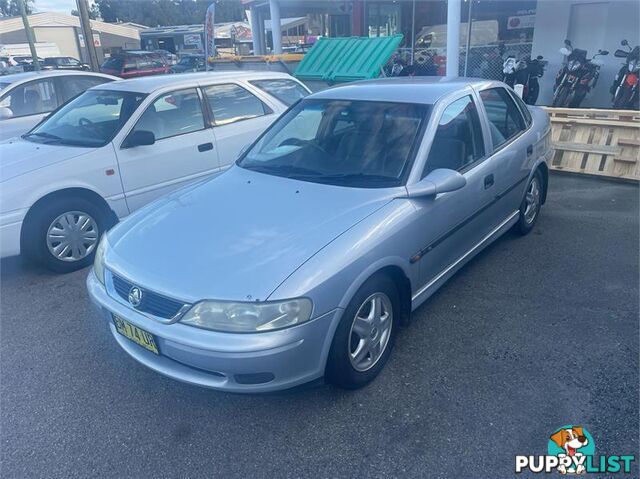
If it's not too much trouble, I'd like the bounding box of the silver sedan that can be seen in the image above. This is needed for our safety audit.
[87,77,552,392]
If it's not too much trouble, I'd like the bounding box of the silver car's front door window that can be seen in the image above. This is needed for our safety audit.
[0,78,60,141]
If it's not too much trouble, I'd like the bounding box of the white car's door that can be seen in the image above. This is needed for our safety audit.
[0,77,61,142]
[201,82,280,168]
[115,87,220,212]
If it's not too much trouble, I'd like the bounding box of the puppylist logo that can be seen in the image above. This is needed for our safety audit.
[516,425,636,474]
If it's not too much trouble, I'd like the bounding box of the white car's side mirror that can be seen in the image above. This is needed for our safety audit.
[0,107,14,120]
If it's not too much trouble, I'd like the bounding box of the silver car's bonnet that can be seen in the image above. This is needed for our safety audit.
[105,166,397,304]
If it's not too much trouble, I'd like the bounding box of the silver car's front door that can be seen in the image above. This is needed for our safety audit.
[408,94,499,292]
[0,77,61,141]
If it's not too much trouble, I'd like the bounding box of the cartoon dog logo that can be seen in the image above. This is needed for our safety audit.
[550,426,590,474]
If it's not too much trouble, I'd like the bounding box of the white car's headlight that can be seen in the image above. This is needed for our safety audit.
[179,298,313,333]
[93,234,108,285]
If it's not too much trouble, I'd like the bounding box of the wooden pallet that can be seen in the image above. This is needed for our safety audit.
[543,107,640,181]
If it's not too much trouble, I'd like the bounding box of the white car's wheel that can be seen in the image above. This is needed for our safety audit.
[23,196,110,273]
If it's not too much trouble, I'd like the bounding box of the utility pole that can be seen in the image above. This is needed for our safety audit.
[18,0,40,71]
[446,0,461,77]
[463,0,474,77]
[76,0,100,71]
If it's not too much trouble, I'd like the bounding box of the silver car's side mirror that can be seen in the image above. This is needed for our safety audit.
[0,107,14,120]
[404,169,466,198]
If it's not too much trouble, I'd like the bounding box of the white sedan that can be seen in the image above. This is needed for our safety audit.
[0,71,310,272]
[0,70,117,142]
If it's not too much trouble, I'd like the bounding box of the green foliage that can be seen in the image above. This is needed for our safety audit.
[71,3,101,19]
[0,0,34,17]
[95,0,244,27]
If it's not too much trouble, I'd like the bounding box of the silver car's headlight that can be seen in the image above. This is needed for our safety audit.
[179,298,313,333]
[93,234,108,285]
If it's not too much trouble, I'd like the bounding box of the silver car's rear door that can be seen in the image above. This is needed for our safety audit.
[475,86,531,223]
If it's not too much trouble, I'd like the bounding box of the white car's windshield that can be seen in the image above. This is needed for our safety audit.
[24,89,147,147]
[238,99,429,188]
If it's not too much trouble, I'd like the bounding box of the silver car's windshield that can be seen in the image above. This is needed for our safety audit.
[24,89,146,147]
[238,99,429,188]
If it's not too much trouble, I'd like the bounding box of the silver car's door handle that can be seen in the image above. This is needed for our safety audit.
[484,174,494,189]
[527,144,534,156]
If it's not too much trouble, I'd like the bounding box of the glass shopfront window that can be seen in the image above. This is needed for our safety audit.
[367,2,401,37]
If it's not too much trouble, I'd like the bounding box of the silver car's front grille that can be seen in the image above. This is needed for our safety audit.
[111,273,188,320]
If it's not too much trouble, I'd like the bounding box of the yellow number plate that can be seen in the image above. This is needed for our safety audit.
[113,315,159,355]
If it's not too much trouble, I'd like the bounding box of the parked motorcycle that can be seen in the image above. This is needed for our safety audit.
[384,53,406,77]
[553,39,609,107]
[502,55,525,88]
[610,39,639,109]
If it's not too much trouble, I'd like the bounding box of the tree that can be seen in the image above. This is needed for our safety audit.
[0,0,34,17]
[71,2,101,20]
[95,0,244,27]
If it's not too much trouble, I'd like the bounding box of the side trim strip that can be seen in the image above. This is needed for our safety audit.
[410,174,528,263]
[411,210,520,302]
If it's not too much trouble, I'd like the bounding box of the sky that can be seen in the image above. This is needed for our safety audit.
[33,0,85,14]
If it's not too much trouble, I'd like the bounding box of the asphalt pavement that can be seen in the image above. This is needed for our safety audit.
[1,173,638,479]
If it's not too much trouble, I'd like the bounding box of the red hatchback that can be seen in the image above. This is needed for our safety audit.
[100,51,169,78]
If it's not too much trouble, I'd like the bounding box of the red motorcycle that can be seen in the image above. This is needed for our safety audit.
[552,39,609,108]
[610,39,639,109]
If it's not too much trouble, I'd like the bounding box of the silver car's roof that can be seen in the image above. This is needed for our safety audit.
[0,69,114,85]
[309,77,497,105]
[100,71,299,93]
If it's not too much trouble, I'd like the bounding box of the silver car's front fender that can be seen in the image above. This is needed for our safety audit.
[268,199,419,319]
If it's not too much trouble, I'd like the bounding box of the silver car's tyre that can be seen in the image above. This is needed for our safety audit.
[326,274,399,389]
[22,196,110,273]
[515,170,543,235]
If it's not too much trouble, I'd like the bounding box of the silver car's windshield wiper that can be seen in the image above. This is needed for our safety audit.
[243,163,323,177]
[297,173,397,185]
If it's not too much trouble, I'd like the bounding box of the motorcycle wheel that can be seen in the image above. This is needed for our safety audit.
[569,86,588,108]
[527,81,540,105]
[613,86,633,109]
[552,84,571,107]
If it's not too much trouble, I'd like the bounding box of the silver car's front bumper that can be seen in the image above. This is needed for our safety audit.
[87,271,342,393]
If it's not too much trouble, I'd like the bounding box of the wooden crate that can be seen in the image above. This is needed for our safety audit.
[543,107,640,181]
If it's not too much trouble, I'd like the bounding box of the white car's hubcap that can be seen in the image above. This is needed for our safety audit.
[46,211,99,262]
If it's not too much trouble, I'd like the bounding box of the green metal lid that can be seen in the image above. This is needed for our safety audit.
[294,35,403,82]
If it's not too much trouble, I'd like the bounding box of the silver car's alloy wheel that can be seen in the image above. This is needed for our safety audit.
[46,211,99,262]
[348,292,393,372]
[524,177,541,224]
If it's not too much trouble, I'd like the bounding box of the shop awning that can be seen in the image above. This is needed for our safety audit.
[294,35,403,83]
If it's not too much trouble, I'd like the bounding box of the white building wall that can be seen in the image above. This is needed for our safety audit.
[532,0,640,108]
[34,26,80,58]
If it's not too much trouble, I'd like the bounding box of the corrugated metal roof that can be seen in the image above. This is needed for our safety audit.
[294,35,403,82]
[0,12,140,39]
